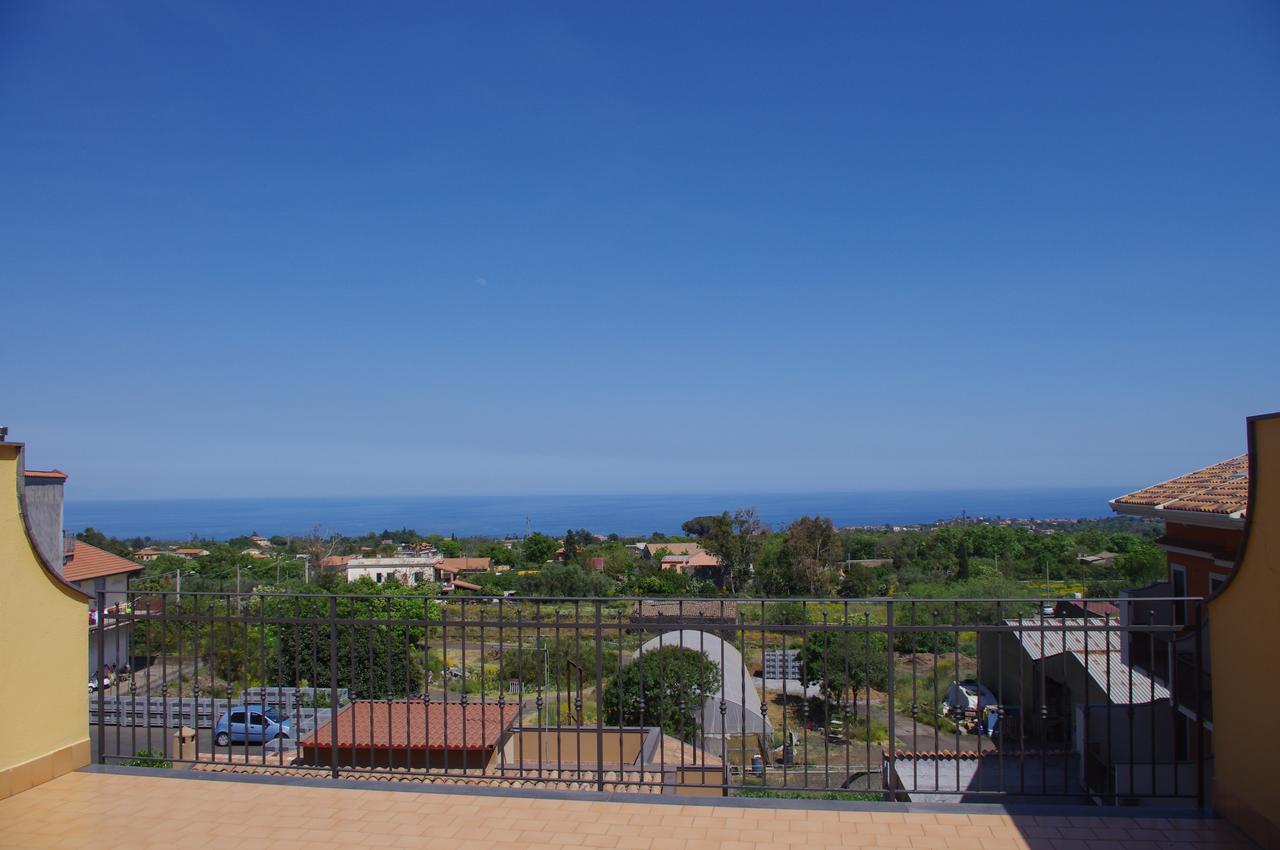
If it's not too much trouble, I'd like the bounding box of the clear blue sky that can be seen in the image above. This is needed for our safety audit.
[3,1,1278,500]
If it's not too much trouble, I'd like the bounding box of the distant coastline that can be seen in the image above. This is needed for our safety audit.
[64,487,1127,540]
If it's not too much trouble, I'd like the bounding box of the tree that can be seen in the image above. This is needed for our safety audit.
[265,582,439,699]
[681,515,721,538]
[838,563,877,598]
[800,628,888,718]
[956,538,971,581]
[521,532,559,565]
[701,508,765,594]
[297,525,339,584]
[1117,543,1165,586]
[515,563,616,597]
[751,533,800,597]
[785,516,841,596]
[602,646,721,742]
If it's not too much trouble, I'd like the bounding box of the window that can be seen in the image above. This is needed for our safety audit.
[375,572,383,583]
[414,572,423,584]
[1175,712,1190,761]
[249,712,266,726]
[229,711,245,725]
[1209,573,1227,595]
[1171,565,1187,626]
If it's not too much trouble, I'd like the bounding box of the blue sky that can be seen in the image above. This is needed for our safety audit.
[3,1,1278,500]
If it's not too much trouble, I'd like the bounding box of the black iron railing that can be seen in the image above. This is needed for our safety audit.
[93,590,1206,805]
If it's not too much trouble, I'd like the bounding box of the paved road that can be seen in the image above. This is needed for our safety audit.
[90,724,282,763]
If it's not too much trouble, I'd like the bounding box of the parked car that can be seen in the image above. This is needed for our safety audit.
[213,704,290,746]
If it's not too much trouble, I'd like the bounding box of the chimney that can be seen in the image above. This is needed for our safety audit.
[23,467,69,572]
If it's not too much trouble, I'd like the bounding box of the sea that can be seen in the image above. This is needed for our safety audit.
[63,487,1124,541]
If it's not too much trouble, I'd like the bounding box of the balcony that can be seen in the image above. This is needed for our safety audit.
[0,768,1254,850]
[81,590,1212,808]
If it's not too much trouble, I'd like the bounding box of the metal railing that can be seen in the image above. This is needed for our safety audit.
[93,590,1207,805]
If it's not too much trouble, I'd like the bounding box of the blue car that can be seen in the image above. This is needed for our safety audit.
[213,704,290,747]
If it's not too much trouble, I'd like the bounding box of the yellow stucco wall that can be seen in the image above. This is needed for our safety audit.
[0,444,90,799]
[1209,413,1280,850]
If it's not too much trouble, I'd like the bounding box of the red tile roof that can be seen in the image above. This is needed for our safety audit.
[1111,455,1249,519]
[437,557,491,574]
[451,579,482,591]
[24,469,68,480]
[303,701,518,752]
[63,542,143,582]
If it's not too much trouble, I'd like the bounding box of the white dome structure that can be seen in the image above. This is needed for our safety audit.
[632,630,774,740]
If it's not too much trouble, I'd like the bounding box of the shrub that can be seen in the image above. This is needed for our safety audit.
[122,749,171,769]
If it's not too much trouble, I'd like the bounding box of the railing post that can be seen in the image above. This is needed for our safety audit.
[1195,601,1206,811]
[884,600,895,800]
[328,595,340,779]
[594,600,605,792]
[96,590,106,765]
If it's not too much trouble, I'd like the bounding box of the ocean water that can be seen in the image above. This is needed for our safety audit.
[63,488,1123,540]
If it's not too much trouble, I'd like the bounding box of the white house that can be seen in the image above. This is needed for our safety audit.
[345,554,444,587]
[64,540,144,675]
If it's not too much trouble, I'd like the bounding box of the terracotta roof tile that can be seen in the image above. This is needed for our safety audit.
[437,557,491,573]
[1111,455,1248,517]
[24,468,68,480]
[302,700,518,752]
[63,542,143,582]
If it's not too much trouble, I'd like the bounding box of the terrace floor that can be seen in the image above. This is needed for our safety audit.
[0,768,1258,850]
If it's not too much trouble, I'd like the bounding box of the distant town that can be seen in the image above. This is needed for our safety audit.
[71,509,1166,602]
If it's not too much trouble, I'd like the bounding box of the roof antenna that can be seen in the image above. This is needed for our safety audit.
[0,426,8,442]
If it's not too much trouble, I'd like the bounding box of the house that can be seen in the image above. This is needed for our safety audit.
[250,536,272,548]
[240,548,270,559]
[65,541,144,673]
[345,553,443,587]
[660,550,724,583]
[1078,551,1121,567]
[173,548,209,559]
[1111,455,1247,615]
[1109,455,1247,761]
[298,700,520,769]
[134,547,164,561]
[64,541,144,604]
[319,555,351,569]
[437,557,491,575]
[1,434,92,798]
[641,541,703,560]
[979,617,1169,742]
[845,558,893,570]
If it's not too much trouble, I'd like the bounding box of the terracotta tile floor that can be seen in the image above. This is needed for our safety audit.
[0,770,1258,850]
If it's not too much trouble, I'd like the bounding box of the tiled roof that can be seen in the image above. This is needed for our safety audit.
[1112,455,1249,518]
[644,542,703,556]
[63,541,143,582]
[302,701,519,752]
[24,468,68,480]
[438,557,491,573]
